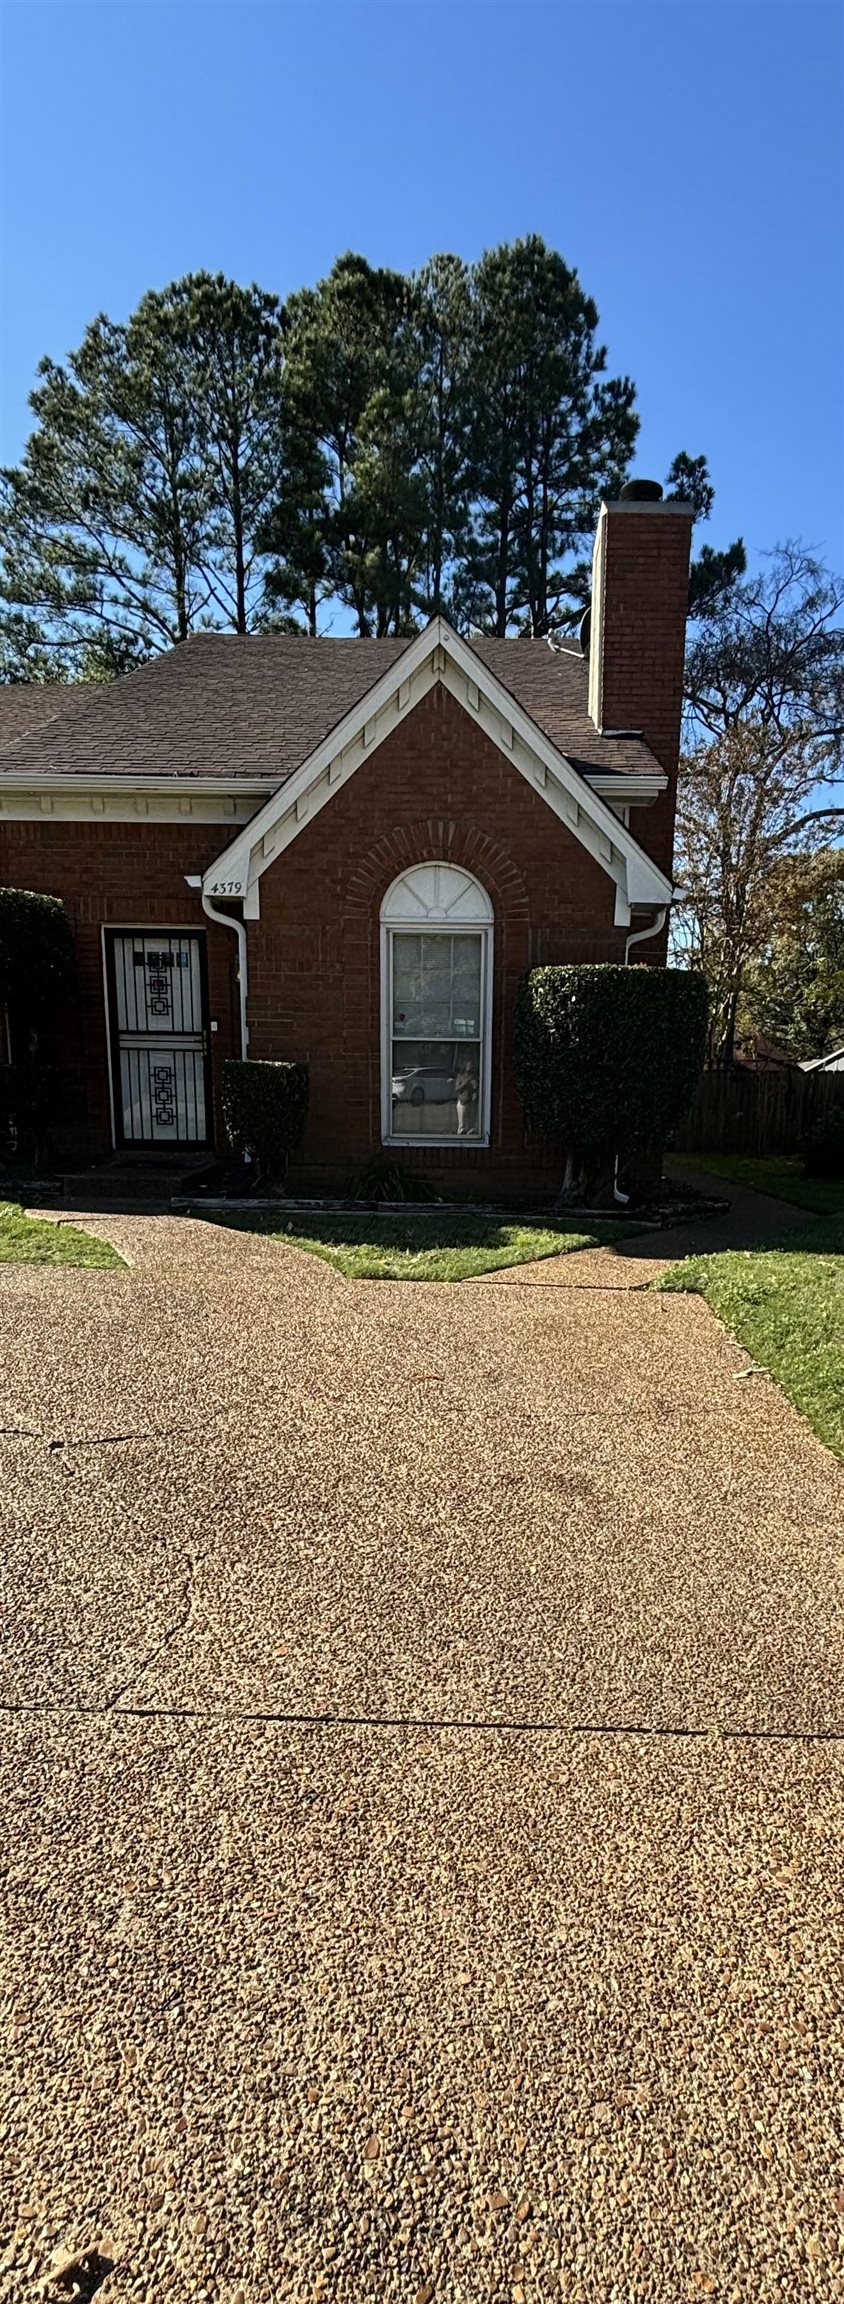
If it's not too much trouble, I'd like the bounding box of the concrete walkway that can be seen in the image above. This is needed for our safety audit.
[1,1204,841,2303]
[477,1160,815,1291]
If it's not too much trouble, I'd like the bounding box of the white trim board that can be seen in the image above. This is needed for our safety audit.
[0,777,271,825]
[200,617,674,924]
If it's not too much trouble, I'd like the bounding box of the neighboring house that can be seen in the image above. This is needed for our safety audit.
[732,1034,796,1073]
[0,487,692,1196]
[799,1048,844,1074]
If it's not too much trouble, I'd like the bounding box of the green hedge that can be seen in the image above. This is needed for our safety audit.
[514,965,708,1183]
[0,889,75,1020]
[803,1110,844,1180]
[221,1058,309,1184]
[0,1063,59,1168]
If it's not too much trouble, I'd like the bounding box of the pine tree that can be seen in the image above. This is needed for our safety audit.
[665,452,746,616]
[2,241,747,668]
[268,254,417,635]
[163,272,287,634]
[458,236,638,636]
[412,254,474,619]
[0,274,285,670]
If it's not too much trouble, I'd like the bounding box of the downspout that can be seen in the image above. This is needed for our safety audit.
[624,907,668,967]
[185,876,249,1059]
[615,904,669,1204]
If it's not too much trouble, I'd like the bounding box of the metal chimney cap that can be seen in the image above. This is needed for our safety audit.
[619,478,664,503]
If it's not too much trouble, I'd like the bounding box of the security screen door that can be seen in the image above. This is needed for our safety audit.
[105,931,211,1146]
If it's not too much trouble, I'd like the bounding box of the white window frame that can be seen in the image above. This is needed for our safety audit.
[380,865,494,1150]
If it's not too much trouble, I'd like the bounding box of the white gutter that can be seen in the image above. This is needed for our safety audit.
[185,874,249,1058]
[586,773,668,802]
[0,773,274,798]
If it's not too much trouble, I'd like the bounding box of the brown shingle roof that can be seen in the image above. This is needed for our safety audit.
[467,639,657,776]
[0,683,96,749]
[0,630,662,786]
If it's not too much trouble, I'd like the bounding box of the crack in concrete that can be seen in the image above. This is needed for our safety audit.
[0,1408,226,1462]
[465,1278,657,1293]
[104,1550,199,1711]
[0,1692,841,1742]
[60,1410,224,1450]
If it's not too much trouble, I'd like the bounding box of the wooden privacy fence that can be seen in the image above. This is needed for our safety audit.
[675,1067,844,1155]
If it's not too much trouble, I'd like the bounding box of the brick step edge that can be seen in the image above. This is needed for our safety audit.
[171,1194,667,1228]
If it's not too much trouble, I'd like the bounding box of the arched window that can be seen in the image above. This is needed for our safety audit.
[380,864,494,1147]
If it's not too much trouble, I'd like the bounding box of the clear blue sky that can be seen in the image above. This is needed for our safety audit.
[1,0,842,573]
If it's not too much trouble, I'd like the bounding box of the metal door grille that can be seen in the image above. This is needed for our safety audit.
[105,932,211,1148]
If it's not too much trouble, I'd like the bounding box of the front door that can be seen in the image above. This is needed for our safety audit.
[105,931,211,1148]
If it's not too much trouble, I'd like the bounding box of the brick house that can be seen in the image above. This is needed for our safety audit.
[0,488,692,1196]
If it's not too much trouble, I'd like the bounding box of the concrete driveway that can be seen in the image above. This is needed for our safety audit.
[1,1210,842,2302]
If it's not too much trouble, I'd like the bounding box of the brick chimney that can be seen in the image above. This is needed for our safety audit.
[587,482,693,874]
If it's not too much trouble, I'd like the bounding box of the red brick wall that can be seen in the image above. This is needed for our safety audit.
[594,504,693,874]
[250,685,630,1197]
[0,819,239,1159]
[1,683,670,1191]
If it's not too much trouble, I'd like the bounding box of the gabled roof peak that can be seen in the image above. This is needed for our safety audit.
[202,615,673,924]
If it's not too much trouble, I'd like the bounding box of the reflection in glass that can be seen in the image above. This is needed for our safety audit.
[390,1038,481,1138]
[392,934,482,1040]
[390,931,484,1138]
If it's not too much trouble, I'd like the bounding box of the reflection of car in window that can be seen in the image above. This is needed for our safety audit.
[392,1064,458,1106]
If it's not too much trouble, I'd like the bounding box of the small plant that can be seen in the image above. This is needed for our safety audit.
[514,963,708,1203]
[221,1059,309,1187]
[347,1158,441,1204]
[803,1109,844,1180]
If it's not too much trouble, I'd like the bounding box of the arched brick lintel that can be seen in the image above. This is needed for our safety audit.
[345,818,530,923]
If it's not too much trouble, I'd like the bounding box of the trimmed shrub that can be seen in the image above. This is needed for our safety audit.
[221,1059,309,1185]
[0,1064,60,1169]
[0,890,75,1042]
[803,1109,844,1179]
[0,893,76,1161]
[514,964,708,1196]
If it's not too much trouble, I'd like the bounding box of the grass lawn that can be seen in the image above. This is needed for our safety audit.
[0,1201,123,1269]
[657,1220,844,1459]
[672,1150,844,1220]
[196,1206,622,1282]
